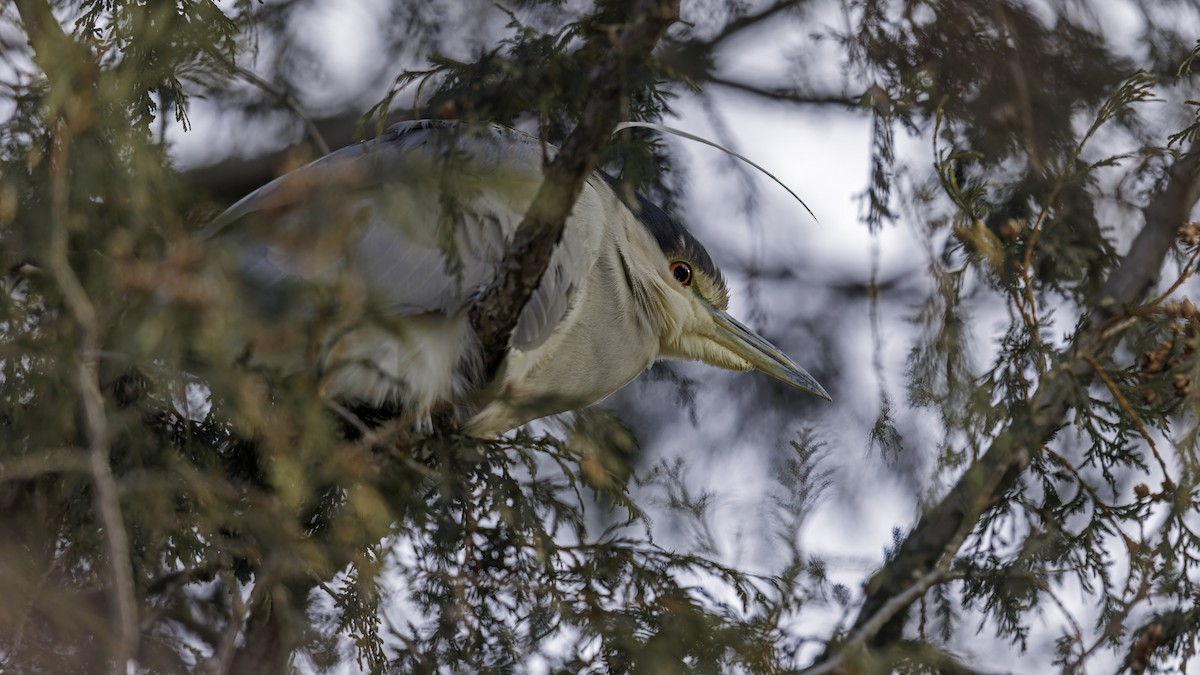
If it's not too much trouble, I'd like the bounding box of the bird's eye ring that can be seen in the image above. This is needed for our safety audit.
[670,261,692,285]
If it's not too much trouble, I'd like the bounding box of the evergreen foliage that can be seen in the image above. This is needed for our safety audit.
[1,1,1199,673]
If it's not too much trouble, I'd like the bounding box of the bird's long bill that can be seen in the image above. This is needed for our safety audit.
[707,305,832,401]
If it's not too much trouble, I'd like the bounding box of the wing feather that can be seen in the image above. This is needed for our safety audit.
[207,120,598,349]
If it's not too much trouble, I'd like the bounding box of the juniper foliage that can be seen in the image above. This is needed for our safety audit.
[1,1,1199,673]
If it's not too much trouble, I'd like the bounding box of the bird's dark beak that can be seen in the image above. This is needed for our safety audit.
[706,304,831,400]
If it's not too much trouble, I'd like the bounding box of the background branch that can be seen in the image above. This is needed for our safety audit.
[213,53,332,156]
[14,0,140,668]
[811,139,1200,666]
[1122,608,1200,674]
[706,76,861,108]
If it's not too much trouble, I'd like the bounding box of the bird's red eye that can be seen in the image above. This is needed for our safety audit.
[670,261,692,285]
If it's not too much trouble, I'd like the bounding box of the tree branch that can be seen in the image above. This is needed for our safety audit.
[701,0,806,50]
[206,50,331,156]
[0,448,91,482]
[809,140,1200,668]
[218,574,271,675]
[14,0,141,668]
[706,76,861,109]
[1122,608,1200,674]
[888,641,1008,675]
[468,0,681,380]
[802,564,955,675]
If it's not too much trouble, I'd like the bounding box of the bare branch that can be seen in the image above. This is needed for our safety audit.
[2,549,66,669]
[888,641,1008,675]
[225,579,289,675]
[206,51,332,156]
[180,109,413,204]
[214,574,269,675]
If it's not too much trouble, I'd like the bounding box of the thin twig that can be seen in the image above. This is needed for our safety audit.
[141,564,218,634]
[324,399,373,439]
[705,76,860,108]
[1036,578,1088,674]
[1080,352,1171,479]
[209,50,331,156]
[697,0,804,49]
[1146,247,1200,308]
[307,570,340,603]
[802,559,958,675]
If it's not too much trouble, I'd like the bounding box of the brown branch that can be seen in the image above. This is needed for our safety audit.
[57,136,141,675]
[802,562,956,675]
[1147,246,1200,308]
[1080,352,1170,478]
[468,0,681,381]
[808,140,1200,669]
[2,548,66,669]
[215,574,269,675]
[0,448,92,482]
[14,0,141,667]
[887,641,1007,675]
[13,0,74,56]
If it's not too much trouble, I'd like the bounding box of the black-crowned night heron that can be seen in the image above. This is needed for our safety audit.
[204,120,828,437]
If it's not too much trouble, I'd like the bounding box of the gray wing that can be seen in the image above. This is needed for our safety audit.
[206,120,600,350]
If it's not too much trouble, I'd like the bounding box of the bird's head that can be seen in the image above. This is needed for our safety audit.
[624,189,831,401]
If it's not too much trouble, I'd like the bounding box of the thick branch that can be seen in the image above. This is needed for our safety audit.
[468,0,681,380]
[13,0,74,57]
[808,141,1200,670]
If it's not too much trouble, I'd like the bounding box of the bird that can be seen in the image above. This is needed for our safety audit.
[202,119,829,437]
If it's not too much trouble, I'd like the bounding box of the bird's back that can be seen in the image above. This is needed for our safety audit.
[205,120,606,428]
